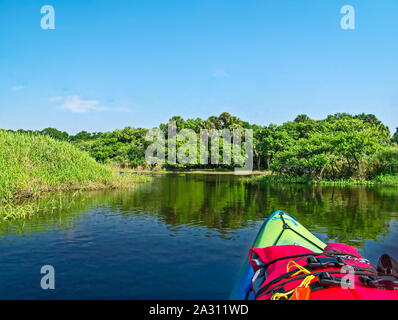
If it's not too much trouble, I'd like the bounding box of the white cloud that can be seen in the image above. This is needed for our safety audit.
[60,95,107,113]
[11,85,25,91]
[48,96,63,102]
[212,70,230,78]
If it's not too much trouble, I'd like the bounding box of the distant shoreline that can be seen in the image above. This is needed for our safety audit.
[121,168,398,186]
[120,168,270,176]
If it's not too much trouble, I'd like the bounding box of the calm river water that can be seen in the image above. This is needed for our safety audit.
[0,174,397,299]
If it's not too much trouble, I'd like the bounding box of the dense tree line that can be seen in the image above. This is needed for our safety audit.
[6,112,398,180]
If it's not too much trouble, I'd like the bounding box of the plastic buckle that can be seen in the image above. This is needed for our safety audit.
[359,276,398,290]
[307,256,345,268]
[317,272,343,286]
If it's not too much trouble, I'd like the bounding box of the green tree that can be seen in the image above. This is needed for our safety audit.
[392,128,398,144]
[294,114,311,123]
[41,128,70,141]
[271,118,388,179]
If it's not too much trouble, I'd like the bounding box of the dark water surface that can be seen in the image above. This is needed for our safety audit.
[0,174,398,299]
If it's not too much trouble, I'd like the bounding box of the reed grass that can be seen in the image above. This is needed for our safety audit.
[0,130,151,219]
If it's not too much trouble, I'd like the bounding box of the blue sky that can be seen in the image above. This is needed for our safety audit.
[1,0,397,134]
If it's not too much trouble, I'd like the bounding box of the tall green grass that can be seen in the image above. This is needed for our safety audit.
[0,130,151,219]
[371,174,398,186]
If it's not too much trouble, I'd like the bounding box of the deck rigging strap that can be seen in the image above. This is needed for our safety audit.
[253,263,376,299]
[258,250,363,271]
[255,269,377,299]
[273,212,327,252]
[254,214,377,300]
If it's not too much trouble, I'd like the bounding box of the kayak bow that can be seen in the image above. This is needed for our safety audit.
[230,210,326,300]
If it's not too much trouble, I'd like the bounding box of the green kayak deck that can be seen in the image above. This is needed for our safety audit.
[230,210,327,300]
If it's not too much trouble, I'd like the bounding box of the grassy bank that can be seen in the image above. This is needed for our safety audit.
[250,174,398,186]
[0,130,151,219]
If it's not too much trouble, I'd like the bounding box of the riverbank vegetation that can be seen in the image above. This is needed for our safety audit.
[0,130,151,219]
[4,112,398,184]
[3,177,397,245]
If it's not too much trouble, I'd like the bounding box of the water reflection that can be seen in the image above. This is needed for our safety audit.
[2,174,398,247]
[1,174,398,299]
